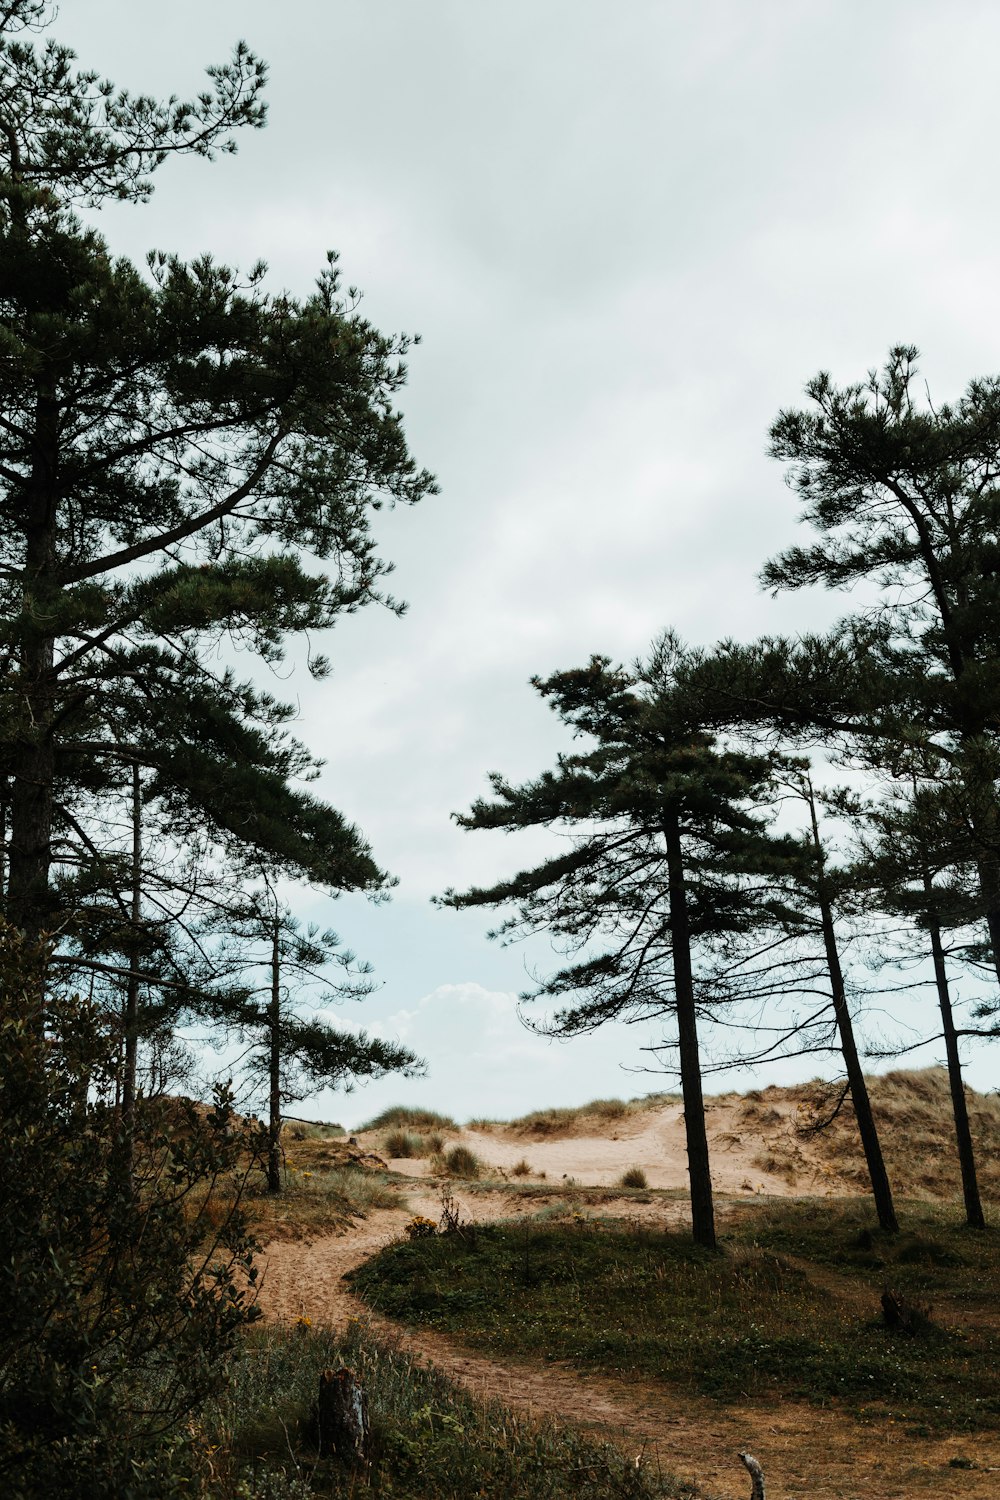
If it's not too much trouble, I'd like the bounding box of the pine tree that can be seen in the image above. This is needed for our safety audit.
[203,879,423,1194]
[0,6,435,955]
[751,348,1000,981]
[440,641,796,1250]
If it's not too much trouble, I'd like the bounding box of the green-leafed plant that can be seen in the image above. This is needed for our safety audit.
[0,924,263,1497]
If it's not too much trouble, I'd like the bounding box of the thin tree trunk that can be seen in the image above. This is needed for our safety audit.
[806,783,898,1233]
[121,761,142,1178]
[267,918,282,1194]
[663,812,716,1250]
[7,379,60,963]
[922,874,986,1229]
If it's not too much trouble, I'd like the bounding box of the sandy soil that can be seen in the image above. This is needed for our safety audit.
[258,1097,1000,1500]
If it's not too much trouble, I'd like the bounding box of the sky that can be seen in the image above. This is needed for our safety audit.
[58,1,1000,1124]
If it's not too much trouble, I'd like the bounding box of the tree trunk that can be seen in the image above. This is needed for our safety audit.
[313,1366,369,1462]
[120,762,143,1181]
[663,812,716,1250]
[922,876,986,1229]
[738,1452,766,1500]
[267,919,282,1194]
[806,783,898,1233]
[7,380,60,959]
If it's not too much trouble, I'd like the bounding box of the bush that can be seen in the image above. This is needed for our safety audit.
[0,922,263,1497]
[511,1158,533,1177]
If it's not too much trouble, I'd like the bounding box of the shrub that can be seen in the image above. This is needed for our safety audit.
[619,1166,648,1189]
[0,922,262,1497]
[511,1158,533,1177]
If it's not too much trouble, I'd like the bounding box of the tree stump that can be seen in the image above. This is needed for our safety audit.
[738,1451,766,1500]
[313,1365,369,1461]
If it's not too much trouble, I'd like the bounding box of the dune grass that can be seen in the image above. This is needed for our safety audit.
[361,1105,458,1132]
[209,1321,695,1499]
[350,1199,1000,1434]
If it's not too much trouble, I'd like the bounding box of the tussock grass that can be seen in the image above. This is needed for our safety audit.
[210,1322,693,1498]
[352,1199,1000,1434]
[442,1144,481,1179]
[384,1128,422,1158]
[618,1167,648,1189]
[361,1105,457,1132]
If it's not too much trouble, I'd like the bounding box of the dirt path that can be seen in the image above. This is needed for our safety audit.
[258,1191,1000,1500]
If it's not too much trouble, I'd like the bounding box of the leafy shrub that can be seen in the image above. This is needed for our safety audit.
[0,922,262,1497]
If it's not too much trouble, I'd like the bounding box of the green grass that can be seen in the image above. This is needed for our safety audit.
[208,1322,698,1498]
[349,1201,1000,1434]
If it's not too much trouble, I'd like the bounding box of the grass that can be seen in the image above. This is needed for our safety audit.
[736,1068,1000,1199]
[384,1128,422,1158]
[350,1199,1000,1434]
[619,1167,648,1189]
[247,1164,405,1241]
[494,1093,680,1136]
[361,1106,457,1132]
[207,1322,696,1498]
[442,1144,481,1178]
[284,1119,346,1141]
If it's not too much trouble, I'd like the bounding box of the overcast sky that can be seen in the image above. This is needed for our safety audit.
[62,1,1000,1123]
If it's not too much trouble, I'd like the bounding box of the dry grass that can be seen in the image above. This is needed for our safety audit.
[361,1105,457,1131]
[502,1097,642,1136]
[740,1067,1000,1199]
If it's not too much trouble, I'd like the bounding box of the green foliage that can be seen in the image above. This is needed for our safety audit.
[0,923,264,1496]
[351,1204,1000,1433]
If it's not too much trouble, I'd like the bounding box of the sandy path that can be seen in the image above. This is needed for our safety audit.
[258,1190,1000,1500]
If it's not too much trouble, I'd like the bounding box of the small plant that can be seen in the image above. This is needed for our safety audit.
[619,1166,648,1189]
[439,1190,475,1240]
[511,1158,533,1177]
[384,1128,421,1158]
[405,1215,438,1239]
[444,1144,481,1178]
